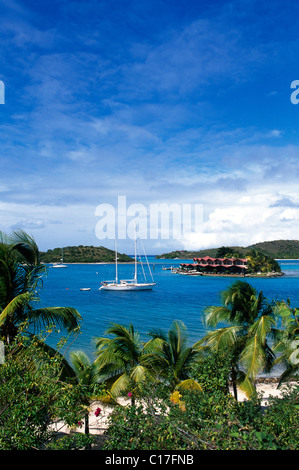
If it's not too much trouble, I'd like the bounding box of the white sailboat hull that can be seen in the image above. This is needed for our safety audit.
[100,282,156,291]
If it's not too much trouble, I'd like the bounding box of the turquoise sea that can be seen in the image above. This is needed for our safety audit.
[40,258,299,361]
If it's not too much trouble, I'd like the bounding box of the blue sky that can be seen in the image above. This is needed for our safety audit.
[1,0,299,254]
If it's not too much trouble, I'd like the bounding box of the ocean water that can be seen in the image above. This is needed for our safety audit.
[39,258,299,360]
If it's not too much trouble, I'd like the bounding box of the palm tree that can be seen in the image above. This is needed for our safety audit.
[246,249,281,274]
[198,280,276,400]
[146,320,202,392]
[94,323,154,404]
[70,351,107,436]
[0,230,82,344]
[272,299,299,384]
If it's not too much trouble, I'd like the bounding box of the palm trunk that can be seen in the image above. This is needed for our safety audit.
[84,412,89,434]
[84,412,91,450]
[231,366,238,401]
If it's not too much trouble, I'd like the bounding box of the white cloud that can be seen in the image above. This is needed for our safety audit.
[280,208,299,222]
[1,1,299,256]
[179,192,299,251]
[270,129,282,137]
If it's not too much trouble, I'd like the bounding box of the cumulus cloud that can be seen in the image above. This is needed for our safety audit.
[271,197,299,208]
[180,194,299,251]
[1,1,299,253]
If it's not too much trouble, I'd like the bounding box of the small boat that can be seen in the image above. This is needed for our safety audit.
[52,248,68,268]
[80,288,91,291]
[52,263,68,268]
[100,226,156,291]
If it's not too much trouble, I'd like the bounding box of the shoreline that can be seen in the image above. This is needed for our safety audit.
[46,262,136,265]
[177,272,284,278]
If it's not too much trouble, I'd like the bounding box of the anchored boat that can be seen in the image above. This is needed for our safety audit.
[100,231,156,291]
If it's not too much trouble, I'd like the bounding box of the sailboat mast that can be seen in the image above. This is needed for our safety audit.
[134,227,137,283]
[115,239,118,283]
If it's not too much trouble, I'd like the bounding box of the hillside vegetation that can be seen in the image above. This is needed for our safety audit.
[40,245,133,263]
[156,240,299,260]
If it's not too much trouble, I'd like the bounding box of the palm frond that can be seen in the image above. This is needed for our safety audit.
[148,327,168,343]
[103,323,142,360]
[249,315,276,345]
[110,373,130,397]
[192,336,208,351]
[204,305,233,327]
[203,326,241,351]
[130,364,147,383]
[240,335,266,379]
[173,346,196,379]
[9,230,40,265]
[28,306,82,333]
[95,348,127,372]
[176,378,202,392]
[70,350,105,385]
[170,320,188,350]
[94,337,113,352]
[238,374,256,399]
[0,291,32,327]
[70,350,91,373]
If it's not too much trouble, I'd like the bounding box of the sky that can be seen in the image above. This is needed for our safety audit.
[1,0,299,254]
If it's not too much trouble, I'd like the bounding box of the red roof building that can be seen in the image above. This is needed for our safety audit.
[180,256,248,274]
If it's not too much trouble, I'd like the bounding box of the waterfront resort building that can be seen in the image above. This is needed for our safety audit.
[180,256,248,275]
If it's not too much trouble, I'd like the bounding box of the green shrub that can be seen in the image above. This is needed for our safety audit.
[0,334,91,450]
[103,351,298,450]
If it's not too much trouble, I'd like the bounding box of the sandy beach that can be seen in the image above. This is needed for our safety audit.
[233,378,295,404]
[51,378,297,445]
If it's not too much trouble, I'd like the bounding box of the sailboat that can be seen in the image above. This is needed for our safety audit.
[52,248,68,268]
[100,234,156,291]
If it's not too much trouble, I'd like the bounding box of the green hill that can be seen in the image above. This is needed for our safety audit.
[40,245,133,263]
[248,240,299,259]
[156,240,299,260]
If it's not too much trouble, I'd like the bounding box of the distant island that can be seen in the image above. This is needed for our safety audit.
[156,239,299,276]
[40,245,133,264]
[39,239,299,268]
[156,239,299,260]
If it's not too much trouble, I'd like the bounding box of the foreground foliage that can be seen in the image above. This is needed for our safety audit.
[103,351,299,451]
[0,333,298,450]
[198,280,277,399]
[0,230,82,345]
[0,333,96,450]
[273,299,299,382]
[0,231,298,451]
